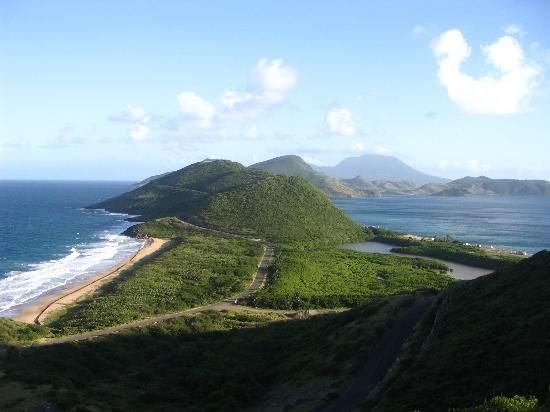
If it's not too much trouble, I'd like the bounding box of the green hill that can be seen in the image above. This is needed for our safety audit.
[371,250,550,411]
[342,176,418,195]
[433,176,550,196]
[250,155,366,197]
[202,175,364,243]
[90,159,364,243]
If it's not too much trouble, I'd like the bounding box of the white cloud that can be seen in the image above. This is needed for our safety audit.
[326,107,355,136]
[412,25,425,36]
[43,125,84,148]
[129,123,150,141]
[246,125,258,139]
[177,92,216,129]
[433,29,540,114]
[220,58,297,120]
[503,24,525,37]
[373,145,390,155]
[110,104,151,140]
[350,141,366,153]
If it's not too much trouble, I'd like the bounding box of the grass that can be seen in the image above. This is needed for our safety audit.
[48,227,263,334]
[371,228,523,270]
[453,395,543,411]
[0,295,426,411]
[92,159,366,245]
[202,175,366,244]
[123,216,211,239]
[249,247,452,310]
[0,318,51,345]
[369,251,550,411]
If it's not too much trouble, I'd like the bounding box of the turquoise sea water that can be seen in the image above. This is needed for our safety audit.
[0,181,141,316]
[334,195,550,253]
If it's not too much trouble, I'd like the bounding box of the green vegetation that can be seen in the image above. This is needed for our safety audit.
[434,176,550,196]
[123,216,208,239]
[91,160,270,220]
[91,159,365,244]
[454,395,543,412]
[49,226,263,334]
[371,228,523,269]
[0,296,425,411]
[202,175,365,244]
[370,251,550,411]
[342,176,418,196]
[391,242,522,270]
[250,247,451,309]
[0,318,51,344]
[250,154,366,197]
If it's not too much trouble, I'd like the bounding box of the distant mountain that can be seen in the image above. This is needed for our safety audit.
[341,176,417,196]
[90,159,363,243]
[434,176,550,196]
[372,250,550,410]
[313,154,449,185]
[250,155,367,197]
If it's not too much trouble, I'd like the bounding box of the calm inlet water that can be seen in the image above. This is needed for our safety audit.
[0,181,142,316]
[341,242,492,280]
[334,196,550,253]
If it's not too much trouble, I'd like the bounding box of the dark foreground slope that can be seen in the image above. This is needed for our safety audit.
[1,297,423,411]
[90,159,364,243]
[371,251,550,411]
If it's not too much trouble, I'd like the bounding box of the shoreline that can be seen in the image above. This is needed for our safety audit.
[12,237,168,325]
[341,241,493,280]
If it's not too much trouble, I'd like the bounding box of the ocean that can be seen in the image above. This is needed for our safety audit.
[0,181,143,316]
[334,195,550,253]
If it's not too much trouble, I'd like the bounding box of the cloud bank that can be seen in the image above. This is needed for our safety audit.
[326,107,355,136]
[433,29,540,114]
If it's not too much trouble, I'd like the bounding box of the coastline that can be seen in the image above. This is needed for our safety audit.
[12,237,168,325]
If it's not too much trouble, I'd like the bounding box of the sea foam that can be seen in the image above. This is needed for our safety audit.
[0,232,144,316]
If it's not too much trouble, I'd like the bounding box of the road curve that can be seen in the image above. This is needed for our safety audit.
[28,242,275,347]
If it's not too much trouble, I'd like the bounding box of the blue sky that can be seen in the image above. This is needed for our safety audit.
[1,0,549,180]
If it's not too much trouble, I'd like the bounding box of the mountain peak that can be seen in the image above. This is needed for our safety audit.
[312,154,448,185]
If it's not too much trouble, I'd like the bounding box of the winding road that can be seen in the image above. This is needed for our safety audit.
[28,242,275,347]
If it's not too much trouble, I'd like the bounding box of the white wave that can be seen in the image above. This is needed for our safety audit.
[0,234,144,315]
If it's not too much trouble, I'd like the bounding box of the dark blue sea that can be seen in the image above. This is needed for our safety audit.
[334,196,550,254]
[0,181,142,316]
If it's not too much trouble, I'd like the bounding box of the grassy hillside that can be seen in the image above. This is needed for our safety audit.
[372,228,523,270]
[49,224,263,334]
[201,175,365,243]
[434,176,550,196]
[250,247,451,309]
[0,295,427,411]
[91,159,364,243]
[90,160,269,220]
[342,177,418,196]
[0,318,51,344]
[370,251,550,411]
[250,155,366,197]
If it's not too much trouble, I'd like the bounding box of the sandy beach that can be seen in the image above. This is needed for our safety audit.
[12,237,168,325]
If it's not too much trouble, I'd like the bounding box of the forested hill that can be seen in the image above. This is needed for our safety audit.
[90,159,364,243]
[433,176,550,196]
[249,154,366,197]
[371,250,550,411]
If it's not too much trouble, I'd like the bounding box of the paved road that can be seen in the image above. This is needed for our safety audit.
[26,219,275,347]
[321,299,434,412]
